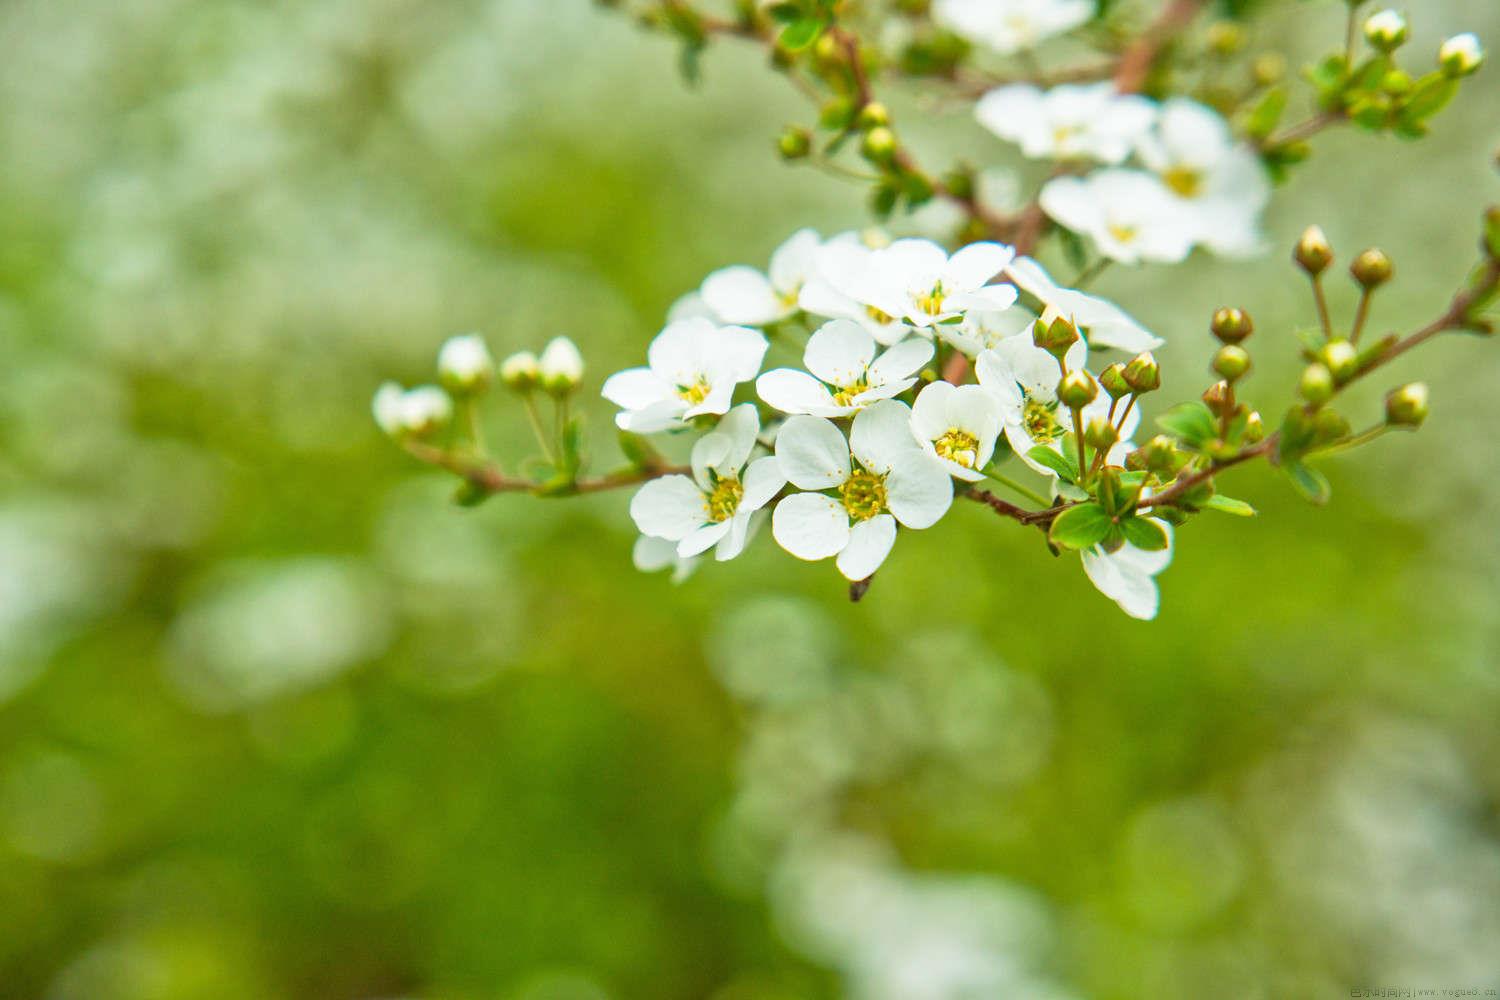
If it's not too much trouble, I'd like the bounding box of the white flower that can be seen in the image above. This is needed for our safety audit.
[1439,33,1484,76]
[819,238,1018,331]
[772,400,953,581]
[975,331,1138,476]
[799,236,915,346]
[374,384,452,437]
[629,404,786,561]
[937,306,1035,358]
[756,319,934,417]
[499,350,540,390]
[1040,170,1196,265]
[700,228,821,326]
[372,381,406,436]
[437,333,495,392]
[632,535,698,583]
[975,83,1156,164]
[665,290,719,323]
[538,336,584,391]
[934,0,1093,54]
[1081,528,1172,620]
[1136,99,1271,258]
[601,318,768,433]
[1005,257,1163,352]
[909,382,1002,482]
[1363,9,1408,50]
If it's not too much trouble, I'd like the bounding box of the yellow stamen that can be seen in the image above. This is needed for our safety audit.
[677,379,711,404]
[934,428,980,468]
[839,469,888,521]
[1022,395,1063,445]
[1163,166,1202,198]
[704,476,743,523]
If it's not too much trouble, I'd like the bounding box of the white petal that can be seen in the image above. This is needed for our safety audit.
[633,534,696,582]
[714,403,761,472]
[867,337,934,386]
[950,284,1019,314]
[943,241,1015,290]
[1081,548,1160,620]
[684,379,736,419]
[648,318,713,384]
[716,512,752,562]
[804,319,876,387]
[666,291,719,323]
[849,399,922,474]
[678,520,733,558]
[601,367,669,410]
[629,476,706,541]
[910,381,957,441]
[690,432,733,490]
[757,369,843,416]
[836,514,897,581]
[712,325,771,382]
[701,266,784,326]
[740,455,787,514]
[616,399,689,434]
[884,455,954,529]
[774,415,851,490]
[769,228,821,293]
[772,492,851,561]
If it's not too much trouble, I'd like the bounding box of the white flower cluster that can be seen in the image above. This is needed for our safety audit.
[978,87,1271,263]
[608,230,1173,618]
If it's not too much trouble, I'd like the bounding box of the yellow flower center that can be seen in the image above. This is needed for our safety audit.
[839,469,888,522]
[1022,395,1063,445]
[677,378,711,404]
[934,428,980,468]
[704,475,743,523]
[778,283,803,309]
[1052,124,1082,149]
[832,379,871,407]
[915,282,947,316]
[1107,222,1138,244]
[865,304,894,325]
[1163,166,1202,198]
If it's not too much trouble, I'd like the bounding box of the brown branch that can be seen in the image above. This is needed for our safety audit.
[1260,110,1346,150]
[1113,0,1208,94]
[403,440,688,497]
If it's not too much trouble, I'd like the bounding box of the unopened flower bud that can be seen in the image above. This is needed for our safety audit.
[1210,307,1254,344]
[1084,417,1118,452]
[1299,362,1335,404]
[1099,362,1131,400]
[857,102,891,130]
[1212,344,1252,382]
[1363,9,1408,52]
[1244,410,1266,443]
[539,336,584,394]
[1385,382,1429,426]
[1321,338,1359,382]
[372,381,406,437]
[1438,33,1484,77]
[1252,53,1287,86]
[1201,380,1233,417]
[777,126,812,160]
[1057,369,1098,409]
[1032,314,1080,359]
[1295,225,1334,275]
[398,385,453,437]
[861,126,897,164]
[1122,352,1161,393]
[437,333,495,395]
[1143,435,1179,474]
[500,350,541,392]
[1206,22,1245,56]
[1350,248,1393,289]
[1314,407,1351,443]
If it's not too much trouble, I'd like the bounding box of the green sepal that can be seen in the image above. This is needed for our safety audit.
[1283,459,1331,505]
[1202,494,1257,517]
[1121,515,1170,551]
[452,480,493,508]
[1048,502,1112,550]
[778,17,825,52]
[1027,445,1079,483]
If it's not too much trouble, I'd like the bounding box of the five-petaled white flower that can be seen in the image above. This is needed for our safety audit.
[601,318,768,433]
[934,0,1093,54]
[976,331,1138,477]
[909,382,1003,482]
[700,228,821,327]
[757,319,934,417]
[937,306,1036,358]
[1081,526,1173,620]
[1040,170,1196,265]
[820,238,1019,331]
[1136,99,1270,258]
[799,235,915,346]
[1005,257,1163,352]
[772,400,953,581]
[976,83,1156,164]
[630,404,786,561]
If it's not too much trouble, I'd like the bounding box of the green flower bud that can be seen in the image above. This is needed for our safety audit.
[1084,417,1118,452]
[1295,225,1334,276]
[1350,248,1393,289]
[1032,314,1080,359]
[1201,380,1233,417]
[1439,34,1484,77]
[1210,307,1254,344]
[857,102,891,130]
[1056,369,1098,409]
[1099,362,1132,400]
[1314,407,1351,443]
[1143,435,1180,475]
[1299,362,1335,404]
[1485,206,1500,260]
[1122,352,1161,394]
[396,385,453,437]
[437,333,495,395]
[539,336,584,395]
[1252,53,1287,86]
[777,126,812,160]
[860,126,898,164]
[1363,9,1408,53]
[500,350,541,392]
[1321,338,1359,383]
[1244,410,1266,443]
[1212,344,1252,382]
[1206,22,1245,56]
[1385,382,1429,426]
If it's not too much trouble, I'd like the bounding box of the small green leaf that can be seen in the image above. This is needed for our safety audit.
[1157,402,1219,448]
[1048,503,1112,550]
[1027,445,1078,482]
[1203,494,1257,517]
[1245,87,1288,139]
[1121,515,1170,551]
[778,17,824,52]
[1056,480,1090,501]
[1284,459,1330,505]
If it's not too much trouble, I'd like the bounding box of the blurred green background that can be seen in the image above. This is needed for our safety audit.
[2,1,1499,998]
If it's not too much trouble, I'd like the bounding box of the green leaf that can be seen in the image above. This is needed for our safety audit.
[778,17,824,52]
[1245,87,1288,139]
[1121,516,1170,551]
[1157,402,1219,449]
[1048,503,1112,550]
[1203,494,1257,517]
[1401,74,1458,123]
[1284,459,1330,505]
[1056,480,1090,501]
[1027,445,1078,482]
